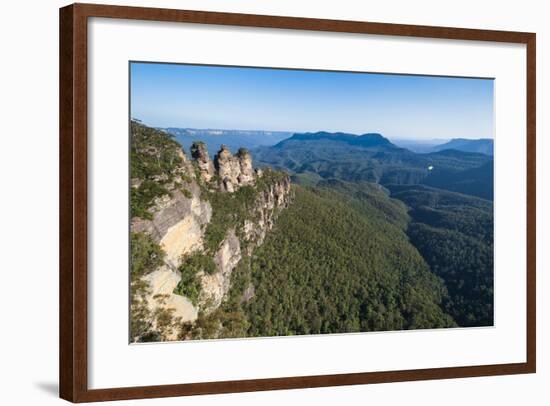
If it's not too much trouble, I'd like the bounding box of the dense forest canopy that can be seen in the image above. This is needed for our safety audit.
[389,184,493,326]
[242,184,457,336]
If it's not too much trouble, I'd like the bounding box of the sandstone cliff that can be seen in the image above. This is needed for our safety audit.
[129,121,291,342]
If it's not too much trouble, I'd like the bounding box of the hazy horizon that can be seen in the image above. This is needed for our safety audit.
[134,121,491,145]
[131,62,494,141]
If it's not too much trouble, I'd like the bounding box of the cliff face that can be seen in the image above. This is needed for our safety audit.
[130,122,291,342]
[243,176,291,249]
[132,182,212,268]
[200,175,292,308]
[200,229,242,308]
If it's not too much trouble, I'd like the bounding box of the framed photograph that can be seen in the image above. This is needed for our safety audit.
[59,3,536,402]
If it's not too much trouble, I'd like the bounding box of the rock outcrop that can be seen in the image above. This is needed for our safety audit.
[190,142,215,183]
[237,149,255,185]
[187,142,260,193]
[200,229,242,308]
[132,183,212,268]
[214,145,255,192]
[242,176,291,249]
[143,265,198,324]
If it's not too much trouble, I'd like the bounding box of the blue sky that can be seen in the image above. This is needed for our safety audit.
[130,62,494,140]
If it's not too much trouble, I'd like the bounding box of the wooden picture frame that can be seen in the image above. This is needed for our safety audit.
[59,3,536,402]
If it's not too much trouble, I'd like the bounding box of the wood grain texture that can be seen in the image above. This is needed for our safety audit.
[59,4,74,401]
[59,3,536,402]
[526,34,536,372]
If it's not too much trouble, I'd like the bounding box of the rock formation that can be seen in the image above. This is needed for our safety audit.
[237,148,255,185]
[190,141,215,182]
[242,176,291,249]
[214,145,255,192]
[188,142,259,192]
[131,182,212,268]
[200,229,242,308]
[130,125,292,341]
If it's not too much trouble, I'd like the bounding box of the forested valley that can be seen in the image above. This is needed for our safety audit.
[130,125,493,341]
[235,131,494,334]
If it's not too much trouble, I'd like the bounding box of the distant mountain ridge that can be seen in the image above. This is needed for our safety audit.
[162,127,292,155]
[164,127,292,138]
[276,131,396,149]
[431,138,493,156]
[391,137,493,155]
[254,130,493,200]
[390,138,449,153]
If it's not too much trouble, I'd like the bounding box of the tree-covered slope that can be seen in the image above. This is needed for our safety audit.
[388,184,494,326]
[130,120,187,219]
[422,160,494,200]
[239,184,456,336]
